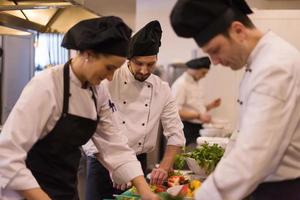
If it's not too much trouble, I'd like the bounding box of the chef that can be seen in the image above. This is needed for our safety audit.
[83,20,186,200]
[0,16,159,200]
[171,0,300,199]
[171,57,221,146]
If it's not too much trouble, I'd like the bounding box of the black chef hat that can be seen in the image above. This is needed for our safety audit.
[186,57,211,69]
[61,16,132,57]
[170,0,253,47]
[127,20,162,58]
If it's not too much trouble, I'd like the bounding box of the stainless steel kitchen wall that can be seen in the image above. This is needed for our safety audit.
[0,35,34,124]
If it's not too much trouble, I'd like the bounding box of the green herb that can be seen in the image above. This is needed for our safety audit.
[174,143,224,175]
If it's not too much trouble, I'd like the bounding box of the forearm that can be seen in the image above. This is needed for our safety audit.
[18,188,51,200]
[179,109,199,121]
[132,176,153,196]
[159,145,182,171]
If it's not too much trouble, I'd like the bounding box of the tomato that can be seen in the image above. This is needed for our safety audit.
[154,185,166,193]
[179,184,189,196]
[167,175,186,187]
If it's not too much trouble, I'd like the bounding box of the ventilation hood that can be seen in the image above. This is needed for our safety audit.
[0,0,137,36]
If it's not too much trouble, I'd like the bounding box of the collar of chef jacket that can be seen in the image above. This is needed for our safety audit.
[69,64,86,88]
[247,30,273,69]
[123,65,155,89]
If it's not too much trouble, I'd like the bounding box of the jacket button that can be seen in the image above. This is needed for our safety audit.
[123,101,126,104]
[148,85,151,88]
[142,123,145,126]
[138,142,142,146]
[122,121,125,124]
[145,104,148,107]
[124,81,127,84]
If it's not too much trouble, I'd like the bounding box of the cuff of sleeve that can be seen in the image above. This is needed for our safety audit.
[111,161,144,184]
[0,188,23,200]
[7,168,39,190]
[166,135,186,147]
[0,175,10,189]
[194,175,222,200]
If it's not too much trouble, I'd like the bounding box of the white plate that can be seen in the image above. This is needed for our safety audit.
[197,136,229,149]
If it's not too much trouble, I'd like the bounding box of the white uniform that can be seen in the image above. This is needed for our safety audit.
[83,65,185,156]
[0,64,143,200]
[171,72,207,124]
[195,31,300,200]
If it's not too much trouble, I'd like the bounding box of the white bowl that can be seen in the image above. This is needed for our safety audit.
[200,128,224,137]
[204,119,231,130]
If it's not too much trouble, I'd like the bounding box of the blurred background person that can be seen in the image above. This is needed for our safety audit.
[172,57,221,146]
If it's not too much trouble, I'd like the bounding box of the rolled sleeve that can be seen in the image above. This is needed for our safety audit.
[161,89,185,147]
[0,75,56,194]
[92,85,143,183]
[5,168,39,190]
[171,81,186,110]
[111,161,143,184]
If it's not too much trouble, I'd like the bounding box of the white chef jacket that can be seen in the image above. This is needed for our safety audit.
[171,72,207,124]
[0,64,142,200]
[83,65,185,156]
[195,31,300,200]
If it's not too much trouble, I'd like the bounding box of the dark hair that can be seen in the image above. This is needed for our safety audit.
[221,12,255,38]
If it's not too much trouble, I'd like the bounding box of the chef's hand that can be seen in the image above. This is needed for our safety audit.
[113,181,132,191]
[132,175,160,200]
[150,167,168,185]
[199,113,212,123]
[212,98,221,108]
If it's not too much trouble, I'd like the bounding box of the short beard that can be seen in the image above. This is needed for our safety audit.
[134,74,149,82]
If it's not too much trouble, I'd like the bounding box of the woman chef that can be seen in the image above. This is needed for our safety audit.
[0,16,159,200]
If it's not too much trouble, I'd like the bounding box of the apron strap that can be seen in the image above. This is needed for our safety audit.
[89,87,100,121]
[63,60,72,115]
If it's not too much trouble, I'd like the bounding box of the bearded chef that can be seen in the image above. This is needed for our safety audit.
[83,20,186,200]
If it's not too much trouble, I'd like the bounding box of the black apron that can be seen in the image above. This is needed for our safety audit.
[26,61,99,200]
[182,121,203,146]
[249,177,300,200]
